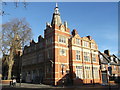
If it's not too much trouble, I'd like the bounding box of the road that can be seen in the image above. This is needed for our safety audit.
[1,83,120,90]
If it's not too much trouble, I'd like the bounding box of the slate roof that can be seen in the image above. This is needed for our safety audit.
[99,51,120,66]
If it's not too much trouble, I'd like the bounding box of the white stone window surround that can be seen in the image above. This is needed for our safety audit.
[91,43,95,49]
[58,35,66,43]
[84,66,92,79]
[76,50,81,60]
[84,52,90,61]
[76,38,81,45]
[83,41,89,47]
[92,54,96,62]
[76,66,83,79]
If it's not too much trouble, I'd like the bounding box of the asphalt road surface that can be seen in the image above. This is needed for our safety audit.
[1,83,120,90]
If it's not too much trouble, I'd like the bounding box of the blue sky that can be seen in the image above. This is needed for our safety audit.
[2,2,118,55]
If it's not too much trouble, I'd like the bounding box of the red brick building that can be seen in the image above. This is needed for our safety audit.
[22,3,101,85]
[99,50,120,84]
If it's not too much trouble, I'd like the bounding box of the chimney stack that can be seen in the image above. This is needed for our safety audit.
[72,29,78,36]
[87,36,92,40]
[38,35,43,42]
[104,50,110,56]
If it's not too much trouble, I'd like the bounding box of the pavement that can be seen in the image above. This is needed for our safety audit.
[1,83,120,90]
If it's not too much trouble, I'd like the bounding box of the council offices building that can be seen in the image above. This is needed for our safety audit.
[21,4,101,85]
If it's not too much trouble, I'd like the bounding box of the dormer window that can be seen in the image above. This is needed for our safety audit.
[110,57,114,62]
[100,55,103,61]
[115,58,118,63]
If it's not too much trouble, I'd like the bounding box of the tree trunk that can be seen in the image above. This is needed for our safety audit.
[7,64,13,80]
[7,49,14,80]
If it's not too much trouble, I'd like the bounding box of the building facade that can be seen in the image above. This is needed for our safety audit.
[99,50,120,84]
[22,4,101,85]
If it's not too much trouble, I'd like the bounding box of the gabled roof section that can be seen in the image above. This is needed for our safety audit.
[99,50,120,66]
[30,39,36,46]
[112,54,120,65]
[82,35,96,42]
[91,39,97,43]
[99,51,109,64]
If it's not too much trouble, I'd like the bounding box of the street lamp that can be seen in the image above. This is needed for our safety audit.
[108,63,112,90]
[19,73,22,86]
[108,63,112,77]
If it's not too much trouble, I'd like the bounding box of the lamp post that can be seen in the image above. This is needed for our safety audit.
[19,53,22,87]
[19,73,22,86]
[108,63,112,90]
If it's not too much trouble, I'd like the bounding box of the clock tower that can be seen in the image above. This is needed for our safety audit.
[44,3,71,85]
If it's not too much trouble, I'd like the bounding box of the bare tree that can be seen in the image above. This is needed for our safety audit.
[1,1,28,16]
[1,18,32,79]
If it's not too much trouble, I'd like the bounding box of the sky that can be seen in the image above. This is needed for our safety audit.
[2,2,118,56]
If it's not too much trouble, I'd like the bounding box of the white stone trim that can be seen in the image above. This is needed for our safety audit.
[91,50,98,54]
[54,46,69,50]
[55,29,70,34]
[82,48,90,53]
[54,41,68,46]
[55,62,69,65]
[72,46,82,51]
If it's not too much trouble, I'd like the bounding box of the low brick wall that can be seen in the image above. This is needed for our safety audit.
[2,80,12,84]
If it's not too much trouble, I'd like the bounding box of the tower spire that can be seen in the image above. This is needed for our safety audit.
[54,3,60,14]
[56,2,58,7]
[51,3,62,26]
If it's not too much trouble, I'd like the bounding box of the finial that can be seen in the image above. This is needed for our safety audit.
[54,2,59,14]
[56,2,58,7]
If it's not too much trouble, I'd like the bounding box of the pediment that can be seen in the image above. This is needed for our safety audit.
[74,34,81,38]
[82,37,89,41]
[91,39,97,44]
